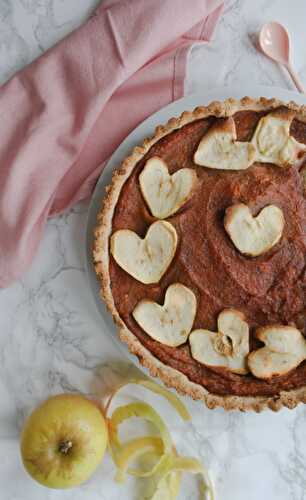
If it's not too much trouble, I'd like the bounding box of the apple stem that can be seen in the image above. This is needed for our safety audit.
[58,440,73,455]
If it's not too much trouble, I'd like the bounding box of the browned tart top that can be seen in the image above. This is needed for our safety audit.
[107,107,306,398]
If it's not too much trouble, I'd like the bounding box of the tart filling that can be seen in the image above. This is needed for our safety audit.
[94,98,306,410]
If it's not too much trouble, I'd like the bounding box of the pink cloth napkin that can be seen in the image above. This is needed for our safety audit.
[0,0,223,287]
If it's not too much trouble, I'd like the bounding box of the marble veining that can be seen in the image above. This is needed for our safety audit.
[0,1,306,499]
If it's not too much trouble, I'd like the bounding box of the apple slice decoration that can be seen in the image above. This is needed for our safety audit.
[139,157,197,219]
[133,283,197,346]
[194,117,256,170]
[251,109,306,166]
[111,221,177,284]
[189,309,249,374]
[224,203,284,257]
[20,394,108,489]
[248,325,306,379]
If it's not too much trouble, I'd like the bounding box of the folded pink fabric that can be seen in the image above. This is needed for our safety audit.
[0,0,223,287]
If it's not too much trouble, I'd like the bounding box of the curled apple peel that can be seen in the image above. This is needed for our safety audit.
[103,377,213,499]
[104,378,191,422]
[108,401,173,483]
[149,455,214,500]
[112,436,164,482]
[106,383,185,482]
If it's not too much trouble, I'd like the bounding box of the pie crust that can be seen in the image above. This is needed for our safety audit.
[93,97,306,412]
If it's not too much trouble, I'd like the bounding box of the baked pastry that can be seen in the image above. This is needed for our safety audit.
[93,97,306,412]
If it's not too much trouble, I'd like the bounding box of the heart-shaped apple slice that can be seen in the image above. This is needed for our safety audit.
[133,283,197,346]
[139,157,197,219]
[224,203,284,257]
[111,221,177,284]
[248,325,306,379]
[189,309,249,374]
[252,109,306,166]
[194,117,256,170]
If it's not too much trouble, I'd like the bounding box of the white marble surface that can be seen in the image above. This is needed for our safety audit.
[0,1,306,499]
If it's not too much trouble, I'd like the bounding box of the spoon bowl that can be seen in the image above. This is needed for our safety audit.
[259,22,290,65]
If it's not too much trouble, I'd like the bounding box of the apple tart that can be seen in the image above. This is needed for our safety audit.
[93,97,306,412]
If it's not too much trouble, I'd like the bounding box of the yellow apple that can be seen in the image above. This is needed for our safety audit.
[20,393,108,489]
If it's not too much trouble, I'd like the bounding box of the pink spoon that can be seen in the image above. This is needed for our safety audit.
[259,21,305,94]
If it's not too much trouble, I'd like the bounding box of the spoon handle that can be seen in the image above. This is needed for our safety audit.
[286,63,306,94]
